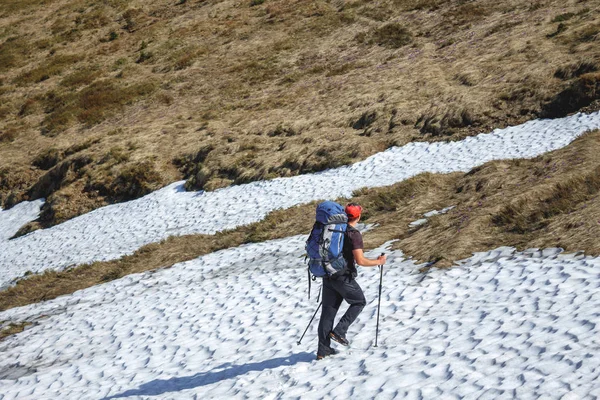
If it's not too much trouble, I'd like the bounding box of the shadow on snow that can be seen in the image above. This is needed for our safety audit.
[102,352,314,399]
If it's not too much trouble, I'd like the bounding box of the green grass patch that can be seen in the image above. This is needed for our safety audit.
[41,80,157,135]
[60,67,102,88]
[0,0,56,14]
[77,80,157,125]
[393,0,441,11]
[0,37,31,72]
[552,13,575,23]
[15,54,85,85]
[359,23,413,48]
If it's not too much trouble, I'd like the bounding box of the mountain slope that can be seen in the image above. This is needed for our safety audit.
[1,0,599,228]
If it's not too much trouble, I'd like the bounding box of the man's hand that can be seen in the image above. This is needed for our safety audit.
[377,254,387,265]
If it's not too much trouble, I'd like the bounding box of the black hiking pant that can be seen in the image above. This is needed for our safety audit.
[317,275,366,356]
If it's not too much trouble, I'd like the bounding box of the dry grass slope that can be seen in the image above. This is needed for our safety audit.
[1,0,599,229]
[362,129,600,266]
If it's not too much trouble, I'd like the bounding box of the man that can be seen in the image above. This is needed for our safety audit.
[316,203,387,360]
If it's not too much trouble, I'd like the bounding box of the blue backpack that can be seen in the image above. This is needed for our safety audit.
[305,201,348,297]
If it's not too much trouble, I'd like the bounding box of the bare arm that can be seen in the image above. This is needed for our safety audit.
[352,249,387,267]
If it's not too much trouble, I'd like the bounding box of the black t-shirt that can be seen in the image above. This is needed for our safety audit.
[342,225,364,278]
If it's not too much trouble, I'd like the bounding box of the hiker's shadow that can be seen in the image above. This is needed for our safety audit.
[102,352,314,399]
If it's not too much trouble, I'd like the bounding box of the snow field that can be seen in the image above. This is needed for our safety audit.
[2,112,600,287]
[0,237,598,399]
[0,199,44,242]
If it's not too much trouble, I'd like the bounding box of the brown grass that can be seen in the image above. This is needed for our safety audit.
[491,168,600,233]
[40,79,157,135]
[366,23,413,48]
[4,130,600,310]
[0,126,19,143]
[1,0,600,227]
[0,322,32,341]
[0,0,56,14]
[88,160,163,202]
[542,72,600,118]
[0,166,41,208]
[0,37,31,72]
[364,129,600,266]
[60,67,102,88]
[14,54,85,85]
[554,61,598,80]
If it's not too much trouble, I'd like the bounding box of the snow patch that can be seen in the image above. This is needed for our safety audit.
[0,199,44,242]
[409,206,455,227]
[1,112,600,287]
[0,238,598,399]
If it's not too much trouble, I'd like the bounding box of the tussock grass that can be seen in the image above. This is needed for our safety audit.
[394,0,441,11]
[0,322,32,341]
[491,168,600,233]
[374,129,600,266]
[554,61,598,80]
[552,13,575,23]
[40,80,157,135]
[0,37,31,72]
[0,126,19,143]
[27,155,93,201]
[0,0,56,14]
[367,23,413,48]
[60,67,102,88]
[14,54,85,85]
[4,130,600,310]
[32,148,62,170]
[86,160,163,202]
[542,72,600,118]
[77,80,157,126]
[31,138,100,171]
[0,167,41,208]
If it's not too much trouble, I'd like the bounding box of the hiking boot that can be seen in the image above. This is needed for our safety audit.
[329,331,349,346]
[316,347,339,360]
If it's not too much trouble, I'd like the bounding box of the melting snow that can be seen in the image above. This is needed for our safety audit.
[409,206,456,227]
[1,112,600,287]
[0,239,598,399]
[0,199,44,242]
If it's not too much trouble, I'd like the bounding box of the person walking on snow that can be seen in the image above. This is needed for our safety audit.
[316,203,387,360]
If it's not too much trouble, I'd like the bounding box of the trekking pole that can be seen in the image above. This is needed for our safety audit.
[297,301,322,345]
[374,253,385,348]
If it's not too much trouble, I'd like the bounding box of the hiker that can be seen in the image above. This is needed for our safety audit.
[316,203,387,360]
